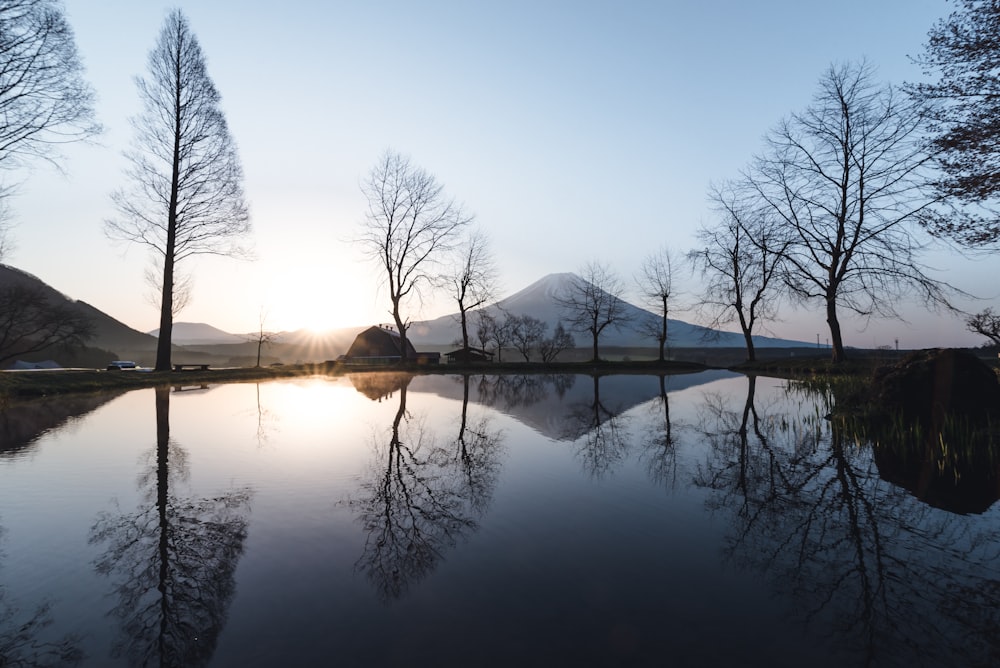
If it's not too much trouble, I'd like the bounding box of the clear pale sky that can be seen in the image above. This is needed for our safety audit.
[7,0,1000,348]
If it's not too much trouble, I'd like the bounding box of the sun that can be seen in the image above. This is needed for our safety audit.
[264,266,373,334]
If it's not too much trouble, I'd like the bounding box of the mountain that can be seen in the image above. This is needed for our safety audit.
[406,272,807,348]
[0,264,157,364]
[148,322,246,345]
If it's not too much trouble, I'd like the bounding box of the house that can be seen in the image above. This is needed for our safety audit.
[342,325,438,365]
[444,347,494,364]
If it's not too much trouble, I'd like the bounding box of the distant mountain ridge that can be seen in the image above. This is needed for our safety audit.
[407,272,807,348]
[148,322,247,345]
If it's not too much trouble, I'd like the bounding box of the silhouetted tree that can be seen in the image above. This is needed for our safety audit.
[106,10,250,372]
[0,0,100,254]
[690,185,786,362]
[909,0,1000,245]
[509,314,546,362]
[966,308,1000,346]
[556,262,631,362]
[246,308,277,367]
[635,246,683,361]
[748,62,953,362]
[358,150,471,363]
[0,283,93,365]
[90,387,251,666]
[446,228,497,359]
[538,321,575,362]
[0,0,99,164]
[476,310,513,362]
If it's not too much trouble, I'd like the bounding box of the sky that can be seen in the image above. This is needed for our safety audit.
[7,0,1000,349]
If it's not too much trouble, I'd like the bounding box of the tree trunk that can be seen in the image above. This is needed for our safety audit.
[658,296,667,362]
[155,38,183,373]
[392,300,409,364]
[827,296,845,362]
[591,330,599,362]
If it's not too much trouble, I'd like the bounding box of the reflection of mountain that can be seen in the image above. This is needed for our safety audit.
[407,273,808,347]
[0,392,124,456]
[410,370,737,441]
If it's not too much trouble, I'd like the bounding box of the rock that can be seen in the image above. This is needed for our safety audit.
[871,348,1000,424]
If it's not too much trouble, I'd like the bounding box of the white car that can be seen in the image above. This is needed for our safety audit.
[106,360,137,371]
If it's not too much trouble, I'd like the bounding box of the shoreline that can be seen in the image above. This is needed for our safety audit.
[0,355,861,400]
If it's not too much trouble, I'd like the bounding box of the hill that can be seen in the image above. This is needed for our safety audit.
[148,321,246,345]
[0,264,156,367]
[406,272,807,349]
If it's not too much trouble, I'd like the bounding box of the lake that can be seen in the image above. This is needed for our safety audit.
[1,371,998,667]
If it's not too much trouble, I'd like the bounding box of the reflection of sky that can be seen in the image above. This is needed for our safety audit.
[0,373,996,665]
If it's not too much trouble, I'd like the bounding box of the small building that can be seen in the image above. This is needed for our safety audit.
[343,325,438,366]
[444,347,494,364]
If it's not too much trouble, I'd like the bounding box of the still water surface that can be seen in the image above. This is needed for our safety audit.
[0,371,998,666]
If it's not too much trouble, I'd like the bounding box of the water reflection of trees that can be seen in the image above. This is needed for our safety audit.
[693,376,1000,666]
[0,525,84,666]
[561,375,630,478]
[639,374,679,488]
[349,376,504,602]
[89,387,252,667]
[474,373,575,410]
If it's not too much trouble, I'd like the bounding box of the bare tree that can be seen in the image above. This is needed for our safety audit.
[359,150,471,363]
[689,185,787,362]
[246,308,278,367]
[908,0,1000,245]
[475,310,513,362]
[0,0,100,254]
[105,10,250,372]
[556,262,631,362]
[748,62,954,363]
[509,314,546,362]
[635,245,683,362]
[538,321,575,363]
[446,228,497,360]
[966,308,1000,346]
[0,0,100,170]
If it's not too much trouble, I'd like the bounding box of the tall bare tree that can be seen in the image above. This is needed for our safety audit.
[909,0,1000,246]
[689,185,787,362]
[359,149,471,362]
[556,262,631,362]
[446,228,497,359]
[105,10,250,372]
[748,62,953,363]
[635,245,682,362]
